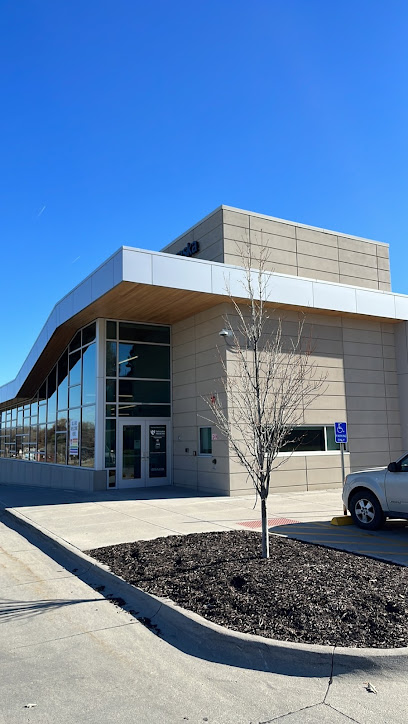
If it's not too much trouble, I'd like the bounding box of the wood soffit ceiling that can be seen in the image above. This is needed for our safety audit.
[4,279,400,408]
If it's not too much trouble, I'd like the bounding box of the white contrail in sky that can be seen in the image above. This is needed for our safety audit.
[36,205,46,218]
[72,256,80,264]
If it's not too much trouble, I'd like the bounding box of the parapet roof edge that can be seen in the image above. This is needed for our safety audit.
[160,204,388,250]
[1,247,404,408]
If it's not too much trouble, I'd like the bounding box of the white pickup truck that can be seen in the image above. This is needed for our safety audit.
[342,452,408,530]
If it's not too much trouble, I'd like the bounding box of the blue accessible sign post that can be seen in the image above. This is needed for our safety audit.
[334,422,348,514]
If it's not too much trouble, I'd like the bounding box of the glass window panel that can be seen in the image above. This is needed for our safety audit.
[118,404,171,417]
[69,385,81,409]
[326,426,341,451]
[200,427,212,455]
[68,408,81,466]
[82,343,96,405]
[57,352,68,410]
[106,321,117,340]
[47,367,57,422]
[57,378,68,410]
[23,416,30,434]
[122,424,141,479]
[47,399,56,423]
[280,427,325,453]
[38,403,47,424]
[82,322,96,347]
[69,350,81,387]
[106,379,116,403]
[11,409,17,422]
[17,408,23,431]
[108,469,116,488]
[56,434,67,465]
[118,343,170,379]
[15,439,22,459]
[31,400,38,416]
[39,382,47,402]
[81,406,95,467]
[106,341,117,377]
[106,403,116,417]
[119,322,170,345]
[46,423,56,463]
[69,330,82,352]
[37,424,46,461]
[57,410,68,431]
[118,380,170,404]
[30,421,37,446]
[105,419,116,468]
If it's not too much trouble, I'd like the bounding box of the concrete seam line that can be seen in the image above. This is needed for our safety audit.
[2,506,408,665]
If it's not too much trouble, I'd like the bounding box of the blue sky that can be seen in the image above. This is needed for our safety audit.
[1,0,407,385]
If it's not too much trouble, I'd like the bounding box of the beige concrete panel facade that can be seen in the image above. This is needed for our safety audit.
[306,466,345,486]
[171,307,230,494]
[249,229,297,252]
[222,209,249,228]
[350,451,393,469]
[339,248,378,269]
[295,226,337,246]
[338,235,381,255]
[297,254,339,274]
[339,262,380,282]
[340,275,379,289]
[298,268,341,283]
[249,215,296,238]
[163,206,390,290]
[297,239,339,261]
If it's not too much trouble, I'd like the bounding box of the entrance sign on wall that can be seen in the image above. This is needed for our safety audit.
[334,422,348,444]
[69,420,79,456]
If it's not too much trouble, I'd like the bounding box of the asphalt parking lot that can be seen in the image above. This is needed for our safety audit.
[271,518,408,566]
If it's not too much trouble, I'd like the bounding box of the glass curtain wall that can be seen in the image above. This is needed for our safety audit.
[0,321,97,467]
[104,320,171,485]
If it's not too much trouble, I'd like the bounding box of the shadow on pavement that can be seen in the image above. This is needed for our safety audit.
[0,483,213,509]
[0,597,100,622]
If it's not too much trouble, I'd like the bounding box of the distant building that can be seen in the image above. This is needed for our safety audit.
[1,206,407,495]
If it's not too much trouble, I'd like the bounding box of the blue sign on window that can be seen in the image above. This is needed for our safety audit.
[334,422,348,444]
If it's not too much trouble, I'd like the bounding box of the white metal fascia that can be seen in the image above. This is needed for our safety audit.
[1,245,408,406]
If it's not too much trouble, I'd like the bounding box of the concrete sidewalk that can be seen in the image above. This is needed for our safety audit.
[3,510,408,724]
[1,483,408,566]
[2,497,408,724]
[0,483,343,550]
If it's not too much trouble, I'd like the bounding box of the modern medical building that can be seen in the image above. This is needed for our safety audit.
[1,205,408,495]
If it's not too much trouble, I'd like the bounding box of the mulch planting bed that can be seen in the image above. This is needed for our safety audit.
[87,530,408,648]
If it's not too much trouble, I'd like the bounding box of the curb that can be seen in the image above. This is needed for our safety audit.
[2,505,408,675]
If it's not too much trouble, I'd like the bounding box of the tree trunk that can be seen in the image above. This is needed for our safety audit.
[261,497,269,559]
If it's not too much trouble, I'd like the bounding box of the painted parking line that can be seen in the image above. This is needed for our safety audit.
[270,521,408,566]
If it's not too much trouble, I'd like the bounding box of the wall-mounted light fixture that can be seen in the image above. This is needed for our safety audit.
[219,329,233,340]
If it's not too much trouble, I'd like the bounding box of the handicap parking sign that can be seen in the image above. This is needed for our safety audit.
[334,422,348,444]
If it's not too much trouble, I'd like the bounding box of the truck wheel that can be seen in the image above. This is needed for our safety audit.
[349,490,385,530]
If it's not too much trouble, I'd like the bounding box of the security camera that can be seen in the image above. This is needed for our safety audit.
[219,328,232,337]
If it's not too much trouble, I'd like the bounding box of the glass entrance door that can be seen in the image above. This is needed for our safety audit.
[118,419,170,488]
[121,424,142,486]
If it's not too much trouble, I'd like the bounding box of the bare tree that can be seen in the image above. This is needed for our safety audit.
[204,244,326,559]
